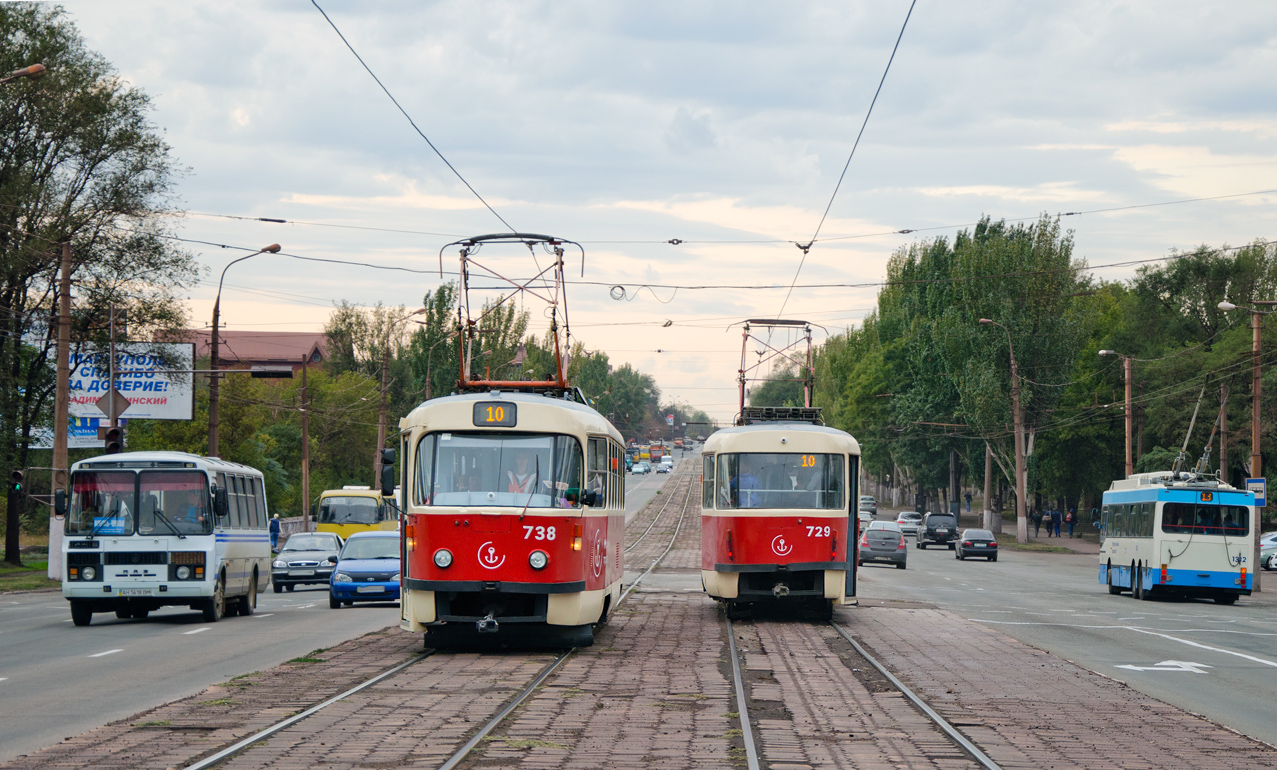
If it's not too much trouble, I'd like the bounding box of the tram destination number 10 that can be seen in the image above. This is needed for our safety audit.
[473,401,517,427]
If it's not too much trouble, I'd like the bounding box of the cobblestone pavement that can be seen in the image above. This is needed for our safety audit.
[845,606,1277,769]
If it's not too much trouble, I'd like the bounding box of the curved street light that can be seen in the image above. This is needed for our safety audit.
[0,63,46,86]
[208,244,281,457]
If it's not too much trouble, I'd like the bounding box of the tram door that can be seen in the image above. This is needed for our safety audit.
[846,454,858,598]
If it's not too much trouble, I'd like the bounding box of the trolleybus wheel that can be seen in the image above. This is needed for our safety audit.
[1130,563,1142,601]
[240,574,257,616]
[203,573,226,622]
[70,600,93,627]
[329,595,341,609]
[1214,593,1238,605]
[1107,563,1121,595]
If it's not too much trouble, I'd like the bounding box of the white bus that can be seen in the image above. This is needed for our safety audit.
[1099,471,1256,604]
[61,451,272,625]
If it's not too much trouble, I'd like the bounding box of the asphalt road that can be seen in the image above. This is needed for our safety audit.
[856,526,1277,747]
[0,468,673,763]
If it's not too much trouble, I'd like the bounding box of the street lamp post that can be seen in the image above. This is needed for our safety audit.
[0,63,46,86]
[208,244,281,457]
[980,318,1028,543]
[1099,350,1134,478]
[1218,299,1277,592]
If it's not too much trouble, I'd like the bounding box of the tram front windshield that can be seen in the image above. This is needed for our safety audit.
[320,496,380,525]
[416,432,583,508]
[716,453,845,510]
[66,470,212,536]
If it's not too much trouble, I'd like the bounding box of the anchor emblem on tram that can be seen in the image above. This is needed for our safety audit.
[592,530,605,578]
[771,534,794,557]
[478,541,506,570]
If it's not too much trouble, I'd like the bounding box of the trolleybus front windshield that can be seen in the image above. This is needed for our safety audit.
[715,453,845,510]
[320,496,381,525]
[415,432,584,508]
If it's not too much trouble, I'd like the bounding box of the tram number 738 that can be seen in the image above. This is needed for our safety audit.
[806,525,832,537]
[523,525,558,540]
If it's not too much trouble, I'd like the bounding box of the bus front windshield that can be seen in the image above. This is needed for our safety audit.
[415,432,583,508]
[139,471,212,536]
[320,496,381,525]
[67,471,136,536]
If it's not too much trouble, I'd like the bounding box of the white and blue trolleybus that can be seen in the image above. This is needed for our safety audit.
[1099,471,1256,604]
[60,451,272,625]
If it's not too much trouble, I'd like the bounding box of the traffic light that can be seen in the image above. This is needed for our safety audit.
[104,426,124,455]
[9,470,23,495]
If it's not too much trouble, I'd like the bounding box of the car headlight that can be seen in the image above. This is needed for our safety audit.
[529,550,549,570]
[322,558,336,566]
[433,549,453,568]
[176,565,191,580]
[273,560,286,569]
[334,572,353,583]
[81,565,96,581]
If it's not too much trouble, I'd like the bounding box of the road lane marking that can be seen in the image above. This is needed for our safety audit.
[1115,660,1211,673]
[0,677,7,682]
[183,627,211,635]
[1126,627,1277,669]
[88,649,123,658]
[254,613,274,618]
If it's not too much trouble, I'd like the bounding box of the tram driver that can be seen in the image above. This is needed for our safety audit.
[506,450,539,494]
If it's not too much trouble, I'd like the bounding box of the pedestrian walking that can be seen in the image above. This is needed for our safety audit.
[964,491,972,513]
[270,513,281,551]
[1052,508,1062,537]
[1066,508,1076,537]
[1032,508,1043,537]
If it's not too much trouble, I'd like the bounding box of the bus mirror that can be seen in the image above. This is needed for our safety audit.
[214,487,229,518]
[54,489,67,518]
[381,447,395,465]
[310,501,317,519]
[380,463,395,497]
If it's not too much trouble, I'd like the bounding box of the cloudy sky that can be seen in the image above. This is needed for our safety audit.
[55,0,1277,423]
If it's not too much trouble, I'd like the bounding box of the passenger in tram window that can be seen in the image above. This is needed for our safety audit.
[506,451,538,494]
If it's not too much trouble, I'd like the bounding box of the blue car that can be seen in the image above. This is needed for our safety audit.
[328,531,401,608]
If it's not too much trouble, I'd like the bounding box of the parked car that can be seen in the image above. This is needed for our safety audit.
[955,529,998,561]
[858,521,907,569]
[632,462,650,474]
[1261,540,1277,570]
[272,532,343,591]
[859,495,877,516]
[329,531,401,608]
[917,511,959,550]
[895,511,922,536]
[1260,531,1277,547]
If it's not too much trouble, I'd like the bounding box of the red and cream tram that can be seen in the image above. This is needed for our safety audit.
[397,390,626,645]
[700,406,861,618]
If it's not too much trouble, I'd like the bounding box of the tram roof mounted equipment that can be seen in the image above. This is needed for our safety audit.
[733,318,826,426]
[438,233,586,401]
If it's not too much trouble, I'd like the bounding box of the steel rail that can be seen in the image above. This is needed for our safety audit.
[624,462,690,554]
[829,622,1003,770]
[619,471,695,604]
[181,651,434,770]
[725,617,762,770]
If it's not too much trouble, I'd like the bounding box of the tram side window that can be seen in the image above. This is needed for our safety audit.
[588,437,609,508]
[1161,503,1250,536]
[609,442,622,509]
[413,434,436,505]
[703,455,715,508]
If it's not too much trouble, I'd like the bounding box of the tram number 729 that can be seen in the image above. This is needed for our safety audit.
[806,525,832,537]
[523,525,558,541]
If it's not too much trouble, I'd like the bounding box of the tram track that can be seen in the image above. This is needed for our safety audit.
[177,467,699,770]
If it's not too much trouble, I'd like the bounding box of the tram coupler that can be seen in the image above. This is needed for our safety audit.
[773,583,790,598]
[476,612,499,633]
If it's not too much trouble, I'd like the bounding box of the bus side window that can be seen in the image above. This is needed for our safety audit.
[253,477,267,528]
[231,476,246,528]
[245,477,259,528]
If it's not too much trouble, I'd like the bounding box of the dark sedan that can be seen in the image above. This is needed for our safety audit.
[272,532,343,591]
[955,529,998,561]
[858,521,907,569]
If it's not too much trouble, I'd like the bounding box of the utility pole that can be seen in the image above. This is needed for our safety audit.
[983,443,993,531]
[301,355,310,532]
[1100,350,1133,477]
[49,241,72,581]
[1221,382,1228,484]
[374,341,390,488]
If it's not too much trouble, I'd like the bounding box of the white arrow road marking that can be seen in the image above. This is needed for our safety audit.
[88,649,123,658]
[1127,627,1277,669]
[1116,660,1212,673]
[183,627,211,635]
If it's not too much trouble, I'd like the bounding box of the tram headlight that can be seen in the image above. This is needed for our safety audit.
[176,565,191,580]
[81,566,96,581]
[433,549,453,568]
[529,550,549,570]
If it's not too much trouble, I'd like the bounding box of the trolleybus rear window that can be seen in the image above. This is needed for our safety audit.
[1161,502,1249,537]
[320,496,381,525]
[138,471,212,536]
[414,432,584,509]
[67,471,136,535]
[714,453,844,510]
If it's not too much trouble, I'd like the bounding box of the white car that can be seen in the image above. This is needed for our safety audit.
[895,511,922,536]
[631,462,650,474]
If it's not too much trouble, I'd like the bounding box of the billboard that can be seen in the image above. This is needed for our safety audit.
[30,416,128,450]
[68,343,195,420]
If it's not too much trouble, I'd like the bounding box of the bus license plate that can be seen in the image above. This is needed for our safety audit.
[119,588,151,597]
[356,585,384,593]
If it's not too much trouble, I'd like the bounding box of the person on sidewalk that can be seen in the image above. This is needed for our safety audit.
[1052,508,1063,537]
[270,513,281,551]
[964,491,972,513]
[1032,508,1043,537]
[1066,508,1076,538]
